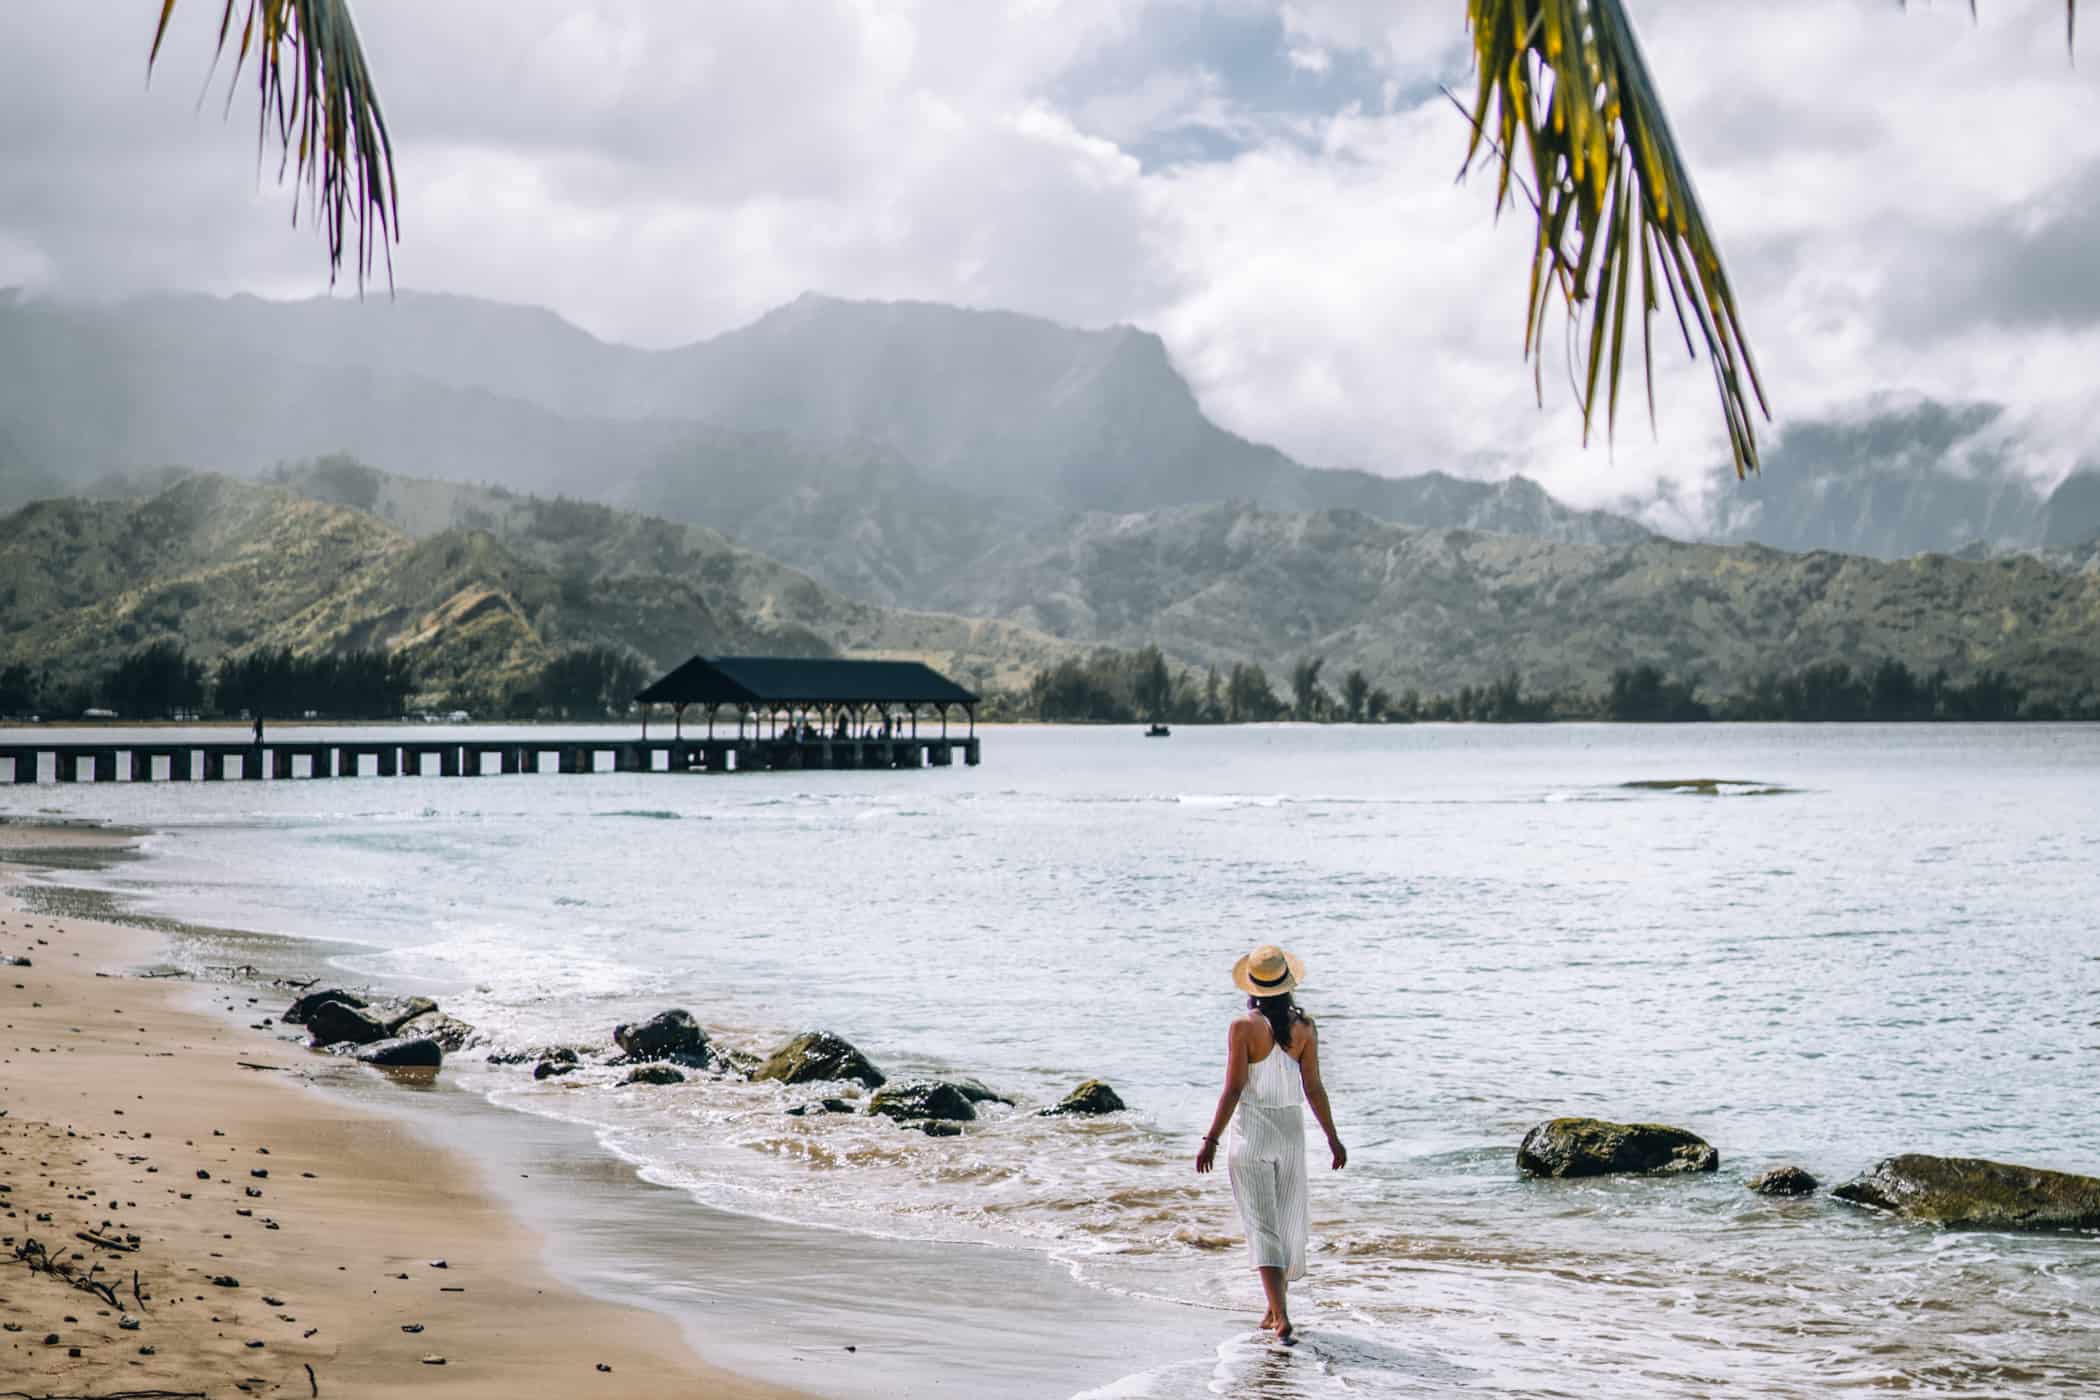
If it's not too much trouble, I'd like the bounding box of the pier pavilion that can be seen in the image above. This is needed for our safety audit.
[634,655,980,769]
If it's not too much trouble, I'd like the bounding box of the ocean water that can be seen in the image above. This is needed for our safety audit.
[9,721,2100,1396]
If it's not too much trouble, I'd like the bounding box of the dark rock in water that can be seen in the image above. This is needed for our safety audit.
[1748,1165,1820,1197]
[1517,1118,1719,1178]
[283,988,366,1025]
[921,1121,964,1138]
[354,1037,444,1069]
[368,997,439,1035]
[866,1081,977,1124]
[1832,1155,2100,1231]
[532,1047,581,1080]
[489,1044,580,1067]
[622,1064,686,1087]
[786,1098,855,1117]
[395,1010,475,1053]
[614,1009,710,1065]
[950,1077,1016,1106]
[754,1031,885,1089]
[306,1000,392,1047]
[1039,1080,1127,1117]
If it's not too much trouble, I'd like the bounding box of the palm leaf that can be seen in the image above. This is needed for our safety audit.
[1460,0,1769,476]
[150,0,398,289]
[1460,1,2076,478]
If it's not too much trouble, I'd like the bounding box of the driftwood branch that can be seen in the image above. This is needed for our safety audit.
[75,1231,137,1253]
[305,1362,319,1397]
[0,1391,209,1399]
[13,1237,121,1308]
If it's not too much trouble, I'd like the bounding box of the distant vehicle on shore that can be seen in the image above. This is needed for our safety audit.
[1145,723,1171,738]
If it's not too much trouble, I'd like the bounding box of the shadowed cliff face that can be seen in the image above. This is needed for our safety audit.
[1699,402,2071,560]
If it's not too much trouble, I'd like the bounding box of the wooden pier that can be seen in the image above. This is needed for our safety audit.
[0,735,981,786]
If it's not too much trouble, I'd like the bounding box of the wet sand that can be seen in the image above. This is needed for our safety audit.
[0,823,805,1399]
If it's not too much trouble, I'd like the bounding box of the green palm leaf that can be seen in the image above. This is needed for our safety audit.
[150,0,397,289]
[1461,0,2076,477]
[1460,0,1770,476]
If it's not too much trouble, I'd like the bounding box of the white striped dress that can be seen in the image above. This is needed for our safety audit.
[1227,1042,1309,1279]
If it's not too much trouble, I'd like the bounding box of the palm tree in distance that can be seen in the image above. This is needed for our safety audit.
[151,1,2079,478]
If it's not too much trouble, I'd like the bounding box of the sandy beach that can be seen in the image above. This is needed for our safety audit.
[0,822,805,1400]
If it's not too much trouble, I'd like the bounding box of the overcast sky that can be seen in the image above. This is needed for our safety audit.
[1,1,2095,524]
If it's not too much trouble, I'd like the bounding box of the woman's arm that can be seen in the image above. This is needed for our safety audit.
[1195,1020,1250,1174]
[1298,1026,1347,1170]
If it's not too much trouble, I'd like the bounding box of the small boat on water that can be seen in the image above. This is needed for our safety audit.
[1144,723,1171,738]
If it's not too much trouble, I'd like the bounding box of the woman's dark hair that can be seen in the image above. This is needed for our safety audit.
[1249,992,1310,1050]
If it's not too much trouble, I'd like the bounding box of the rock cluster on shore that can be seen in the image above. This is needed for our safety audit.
[479,1008,1132,1136]
[1514,1117,2100,1237]
[285,987,470,1075]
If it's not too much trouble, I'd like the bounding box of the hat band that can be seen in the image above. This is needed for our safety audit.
[1249,966,1291,989]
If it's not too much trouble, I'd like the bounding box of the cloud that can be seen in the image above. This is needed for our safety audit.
[0,0,2095,528]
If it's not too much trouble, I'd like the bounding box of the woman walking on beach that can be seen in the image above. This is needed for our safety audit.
[1196,944,1346,1344]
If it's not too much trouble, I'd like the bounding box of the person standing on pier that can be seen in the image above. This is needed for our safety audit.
[252,713,265,746]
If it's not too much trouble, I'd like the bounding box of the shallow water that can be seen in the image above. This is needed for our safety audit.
[10,722,2100,1396]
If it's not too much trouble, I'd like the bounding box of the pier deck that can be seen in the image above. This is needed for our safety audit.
[0,736,980,785]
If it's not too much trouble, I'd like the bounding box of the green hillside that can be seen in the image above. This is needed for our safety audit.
[0,474,1078,711]
[922,502,2100,709]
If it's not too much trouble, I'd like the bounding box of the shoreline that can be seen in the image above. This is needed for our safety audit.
[3,820,1234,1400]
[0,821,807,1399]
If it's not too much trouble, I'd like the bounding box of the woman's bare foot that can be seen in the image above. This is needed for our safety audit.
[1259,1308,1279,1333]
[1276,1320,1297,1346]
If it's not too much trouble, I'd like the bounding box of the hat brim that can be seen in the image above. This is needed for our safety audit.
[1232,948,1306,997]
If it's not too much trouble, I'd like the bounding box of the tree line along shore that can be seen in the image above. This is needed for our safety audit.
[996,647,2087,724]
[2,637,2088,727]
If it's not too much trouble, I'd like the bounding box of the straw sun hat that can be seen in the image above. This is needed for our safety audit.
[1232,943,1306,997]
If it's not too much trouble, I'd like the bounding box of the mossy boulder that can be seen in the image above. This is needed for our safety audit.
[753,1031,885,1089]
[866,1081,977,1125]
[1517,1118,1718,1178]
[1831,1155,2100,1231]
[1039,1080,1127,1117]
[614,1008,711,1065]
[1747,1165,1820,1197]
[622,1064,686,1087]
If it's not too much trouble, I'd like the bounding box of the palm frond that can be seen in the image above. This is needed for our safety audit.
[1460,0,1769,477]
[1461,2,2077,477]
[150,0,398,289]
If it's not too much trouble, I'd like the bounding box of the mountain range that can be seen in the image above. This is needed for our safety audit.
[8,467,2095,716]
[1,287,2096,713]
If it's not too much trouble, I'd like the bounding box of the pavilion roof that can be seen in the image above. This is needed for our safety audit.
[635,656,980,707]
